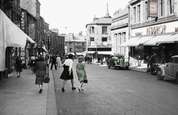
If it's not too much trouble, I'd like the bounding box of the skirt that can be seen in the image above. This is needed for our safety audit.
[60,65,73,80]
[35,76,44,85]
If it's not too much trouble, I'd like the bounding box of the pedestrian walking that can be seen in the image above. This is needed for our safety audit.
[76,56,86,92]
[35,56,47,93]
[15,56,22,78]
[60,54,76,92]
[50,55,57,70]
[147,52,156,73]
[56,56,62,67]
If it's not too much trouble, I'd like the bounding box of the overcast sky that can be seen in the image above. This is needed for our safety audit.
[39,0,130,35]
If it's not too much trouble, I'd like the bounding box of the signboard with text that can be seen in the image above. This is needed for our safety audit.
[132,20,178,37]
[148,0,158,17]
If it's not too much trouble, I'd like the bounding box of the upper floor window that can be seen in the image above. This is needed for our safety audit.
[102,26,107,34]
[90,26,94,34]
[69,48,72,52]
[160,0,165,17]
[102,37,107,42]
[133,7,136,23]
[90,37,94,41]
[145,1,148,21]
[138,5,141,22]
[168,0,174,15]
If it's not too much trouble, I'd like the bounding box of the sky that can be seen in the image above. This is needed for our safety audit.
[39,0,130,35]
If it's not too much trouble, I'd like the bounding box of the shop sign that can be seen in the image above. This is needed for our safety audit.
[132,20,178,37]
[147,25,167,35]
[148,0,158,17]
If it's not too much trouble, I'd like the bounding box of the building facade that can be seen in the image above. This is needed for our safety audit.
[57,34,65,57]
[125,0,178,66]
[65,33,86,57]
[111,6,129,59]
[86,4,112,61]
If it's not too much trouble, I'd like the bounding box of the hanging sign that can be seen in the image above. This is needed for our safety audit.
[148,0,158,17]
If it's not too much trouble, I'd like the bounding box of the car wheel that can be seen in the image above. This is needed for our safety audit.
[157,68,164,80]
[126,66,129,70]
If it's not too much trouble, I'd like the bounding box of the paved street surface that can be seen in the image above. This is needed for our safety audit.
[54,60,178,115]
[0,68,57,115]
[0,61,178,115]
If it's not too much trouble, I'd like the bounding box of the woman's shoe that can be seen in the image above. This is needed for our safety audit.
[77,86,81,92]
[39,89,42,93]
[72,87,76,90]
[62,88,65,92]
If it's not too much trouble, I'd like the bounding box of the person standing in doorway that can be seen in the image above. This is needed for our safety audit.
[15,56,22,78]
[76,56,86,91]
[60,54,76,92]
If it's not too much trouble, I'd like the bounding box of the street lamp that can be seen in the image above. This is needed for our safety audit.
[45,30,51,53]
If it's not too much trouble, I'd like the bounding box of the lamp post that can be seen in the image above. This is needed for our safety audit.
[45,30,51,53]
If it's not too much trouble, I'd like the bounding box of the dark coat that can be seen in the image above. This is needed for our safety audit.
[35,61,47,85]
[15,58,22,72]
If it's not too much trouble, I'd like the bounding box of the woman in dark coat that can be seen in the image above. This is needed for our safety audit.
[35,56,47,93]
[60,54,76,92]
[15,56,22,78]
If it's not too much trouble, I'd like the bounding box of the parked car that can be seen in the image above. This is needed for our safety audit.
[157,55,178,83]
[107,54,129,70]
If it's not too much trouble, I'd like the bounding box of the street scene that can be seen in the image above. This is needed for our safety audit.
[1,62,178,115]
[1,0,178,115]
[54,62,178,115]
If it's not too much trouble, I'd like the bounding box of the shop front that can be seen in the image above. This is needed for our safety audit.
[0,9,35,80]
[122,20,178,65]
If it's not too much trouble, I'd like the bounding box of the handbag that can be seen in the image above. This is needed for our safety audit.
[43,77,50,83]
[83,75,88,83]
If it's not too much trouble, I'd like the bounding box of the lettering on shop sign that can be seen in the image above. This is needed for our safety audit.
[146,25,167,35]
[175,27,178,32]
[135,32,142,36]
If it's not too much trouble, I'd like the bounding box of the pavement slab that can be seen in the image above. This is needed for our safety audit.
[0,69,47,115]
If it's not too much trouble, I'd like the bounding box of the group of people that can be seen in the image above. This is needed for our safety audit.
[60,54,87,92]
[85,55,92,64]
[15,54,87,94]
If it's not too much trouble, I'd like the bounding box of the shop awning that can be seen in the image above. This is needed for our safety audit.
[97,51,112,55]
[76,52,82,55]
[170,33,178,41]
[144,34,173,45]
[134,35,155,45]
[42,46,48,52]
[120,37,141,47]
[0,9,36,71]
[87,51,95,54]
[67,53,75,55]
